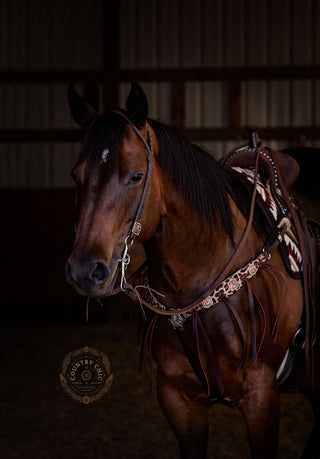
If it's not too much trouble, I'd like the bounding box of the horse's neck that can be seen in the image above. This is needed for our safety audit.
[144,193,250,308]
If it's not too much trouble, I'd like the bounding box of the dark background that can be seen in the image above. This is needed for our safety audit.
[0,190,316,458]
[1,0,320,457]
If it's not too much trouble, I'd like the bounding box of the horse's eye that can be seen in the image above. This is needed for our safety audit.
[128,172,143,185]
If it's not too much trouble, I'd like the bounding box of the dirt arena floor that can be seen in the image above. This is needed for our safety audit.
[0,187,318,459]
[0,298,314,459]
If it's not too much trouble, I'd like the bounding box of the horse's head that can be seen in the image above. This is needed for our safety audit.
[65,83,162,297]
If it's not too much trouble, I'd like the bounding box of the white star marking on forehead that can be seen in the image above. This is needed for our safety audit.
[101,148,109,164]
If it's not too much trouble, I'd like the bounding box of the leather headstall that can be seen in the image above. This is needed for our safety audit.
[112,111,154,291]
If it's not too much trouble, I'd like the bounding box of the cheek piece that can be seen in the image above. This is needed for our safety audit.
[113,110,154,291]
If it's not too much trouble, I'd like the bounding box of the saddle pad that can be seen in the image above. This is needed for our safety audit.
[232,167,302,278]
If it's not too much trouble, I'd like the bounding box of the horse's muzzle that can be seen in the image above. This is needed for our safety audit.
[65,256,116,297]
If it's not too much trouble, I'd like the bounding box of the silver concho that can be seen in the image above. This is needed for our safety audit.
[169,314,186,330]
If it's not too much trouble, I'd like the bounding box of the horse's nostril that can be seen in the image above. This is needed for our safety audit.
[90,260,110,284]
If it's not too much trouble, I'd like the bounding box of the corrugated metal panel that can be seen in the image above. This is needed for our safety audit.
[203,0,224,66]
[269,0,291,65]
[243,81,268,127]
[223,0,246,66]
[158,0,181,67]
[0,143,80,187]
[268,82,290,127]
[290,0,313,65]
[245,0,269,66]
[180,1,203,67]
[291,80,313,126]
[0,0,319,187]
[0,0,103,70]
[0,0,103,187]
[120,0,137,69]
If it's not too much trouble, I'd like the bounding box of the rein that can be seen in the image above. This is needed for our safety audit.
[109,119,295,341]
[133,231,285,330]
[115,140,277,319]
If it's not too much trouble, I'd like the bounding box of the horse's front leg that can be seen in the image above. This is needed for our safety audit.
[157,367,209,459]
[239,367,280,458]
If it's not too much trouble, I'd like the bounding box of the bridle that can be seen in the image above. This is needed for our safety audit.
[113,111,154,291]
[113,112,277,315]
[109,114,292,329]
[100,117,315,391]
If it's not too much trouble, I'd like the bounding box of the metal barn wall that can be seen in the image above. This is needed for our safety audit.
[0,0,105,187]
[119,0,320,157]
[0,0,319,187]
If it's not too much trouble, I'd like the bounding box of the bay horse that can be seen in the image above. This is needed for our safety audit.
[65,82,320,458]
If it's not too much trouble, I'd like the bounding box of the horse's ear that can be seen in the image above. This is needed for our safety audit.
[125,82,148,127]
[68,84,98,128]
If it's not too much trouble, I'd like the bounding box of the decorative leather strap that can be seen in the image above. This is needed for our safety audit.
[114,110,154,240]
[129,230,284,330]
[268,144,316,378]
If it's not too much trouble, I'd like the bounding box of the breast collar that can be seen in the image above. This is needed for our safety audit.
[132,222,286,330]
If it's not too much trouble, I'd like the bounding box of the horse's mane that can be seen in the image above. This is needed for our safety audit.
[84,112,254,242]
[148,118,251,241]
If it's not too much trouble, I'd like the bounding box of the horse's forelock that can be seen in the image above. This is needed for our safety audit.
[84,112,130,164]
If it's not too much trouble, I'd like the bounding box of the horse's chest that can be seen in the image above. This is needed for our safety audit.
[152,316,242,399]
